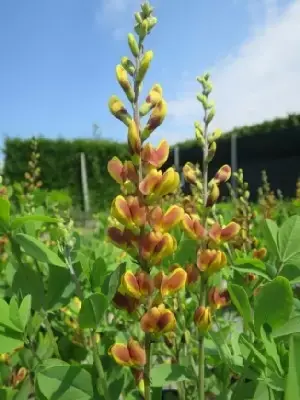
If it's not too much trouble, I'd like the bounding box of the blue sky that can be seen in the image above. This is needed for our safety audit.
[0,0,299,149]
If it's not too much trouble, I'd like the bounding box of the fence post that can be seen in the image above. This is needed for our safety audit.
[80,152,90,219]
[174,146,184,187]
[231,133,237,192]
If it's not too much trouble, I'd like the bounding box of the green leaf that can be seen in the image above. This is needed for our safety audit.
[253,382,276,400]
[46,265,75,310]
[18,296,31,329]
[254,276,293,334]
[78,293,108,329]
[228,283,253,328]
[0,299,23,353]
[0,198,10,225]
[278,215,300,266]
[91,257,108,292]
[285,335,300,400]
[36,359,93,400]
[11,215,59,230]
[262,219,279,258]
[273,317,300,338]
[14,233,66,267]
[108,375,125,400]
[102,262,126,302]
[12,263,45,311]
[232,258,271,281]
[151,364,194,387]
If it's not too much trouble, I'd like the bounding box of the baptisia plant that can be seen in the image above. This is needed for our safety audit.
[106,2,187,398]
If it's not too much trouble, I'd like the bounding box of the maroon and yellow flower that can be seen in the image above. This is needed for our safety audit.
[113,291,140,313]
[197,249,227,276]
[139,83,163,116]
[119,270,154,299]
[107,157,138,194]
[183,162,197,185]
[148,205,184,233]
[109,338,146,367]
[154,267,187,296]
[142,139,169,171]
[214,165,231,184]
[111,195,146,234]
[139,231,177,265]
[141,99,167,140]
[208,222,240,244]
[194,306,212,333]
[185,263,200,285]
[108,95,132,126]
[128,120,141,163]
[139,167,180,202]
[208,287,230,310]
[253,247,267,260]
[182,214,206,241]
[140,304,176,334]
[107,226,138,252]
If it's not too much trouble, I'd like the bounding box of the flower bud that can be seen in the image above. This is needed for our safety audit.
[116,65,135,102]
[136,50,153,84]
[140,304,176,334]
[206,108,215,124]
[208,287,230,310]
[128,33,139,57]
[121,57,135,76]
[141,99,167,140]
[253,247,267,260]
[194,306,212,333]
[206,183,220,207]
[128,120,141,157]
[208,128,222,144]
[197,249,227,276]
[108,96,132,126]
[207,141,216,162]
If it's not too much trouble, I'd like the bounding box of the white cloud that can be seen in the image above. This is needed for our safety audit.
[161,0,300,145]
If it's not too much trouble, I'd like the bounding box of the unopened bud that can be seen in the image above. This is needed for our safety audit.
[136,50,153,84]
[209,128,222,144]
[116,65,135,102]
[207,142,217,162]
[121,57,135,76]
[128,33,139,57]
[206,108,215,124]
[197,93,208,109]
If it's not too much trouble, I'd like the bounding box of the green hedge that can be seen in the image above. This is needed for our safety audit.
[3,113,300,210]
[3,138,128,211]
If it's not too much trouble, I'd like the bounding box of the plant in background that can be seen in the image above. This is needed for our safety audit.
[257,170,276,219]
[181,74,240,399]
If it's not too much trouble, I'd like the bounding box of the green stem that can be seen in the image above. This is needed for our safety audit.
[198,279,207,400]
[144,333,152,400]
[44,315,61,358]
[65,250,110,399]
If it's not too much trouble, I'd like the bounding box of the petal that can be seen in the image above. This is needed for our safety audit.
[124,161,138,183]
[148,206,163,231]
[197,249,215,272]
[208,251,227,275]
[182,214,197,240]
[152,140,169,168]
[111,195,132,226]
[139,169,161,195]
[122,271,141,299]
[157,309,176,333]
[113,292,139,313]
[206,183,220,207]
[214,165,231,184]
[193,219,206,240]
[153,271,166,290]
[127,338,146,367]
[162,205,184,232]
[151,233,176,265]
[208,223,222,243]
[109,343,132,366]
[194,306,211,332]
[107,227,127,248]
[127,196,146,227]
[253,247,267,260]
[183,162,197,184]
[140,231,161,261]
[221,222,241,241]
[161,268,187,296]
[186,264,200,285]
[107,157,124,184]
[155,168,179,197]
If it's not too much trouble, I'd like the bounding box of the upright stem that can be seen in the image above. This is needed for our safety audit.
[198,108,209,400]
[144,333,152,400]
[198,279,207,400]
[65,249,110,400]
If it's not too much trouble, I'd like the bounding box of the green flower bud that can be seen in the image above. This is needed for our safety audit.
[134,12,143,24]
[128,33,139,57]
[136,50,153,84]
[207,141,217,162]
[121,57,135,76]
[197,93,209,109]
[206,108,215,124]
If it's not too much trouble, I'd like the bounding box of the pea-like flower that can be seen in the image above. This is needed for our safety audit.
[139,167,180,202]
[154,267,187,296]
[107,157,138,194]
[253,247,267,260]
[107,226,138,252]
[140,304,176,334]
[109,338,146,367]
[148,205,184,233]
[208,287,230,310]
[139,231,177,265]
[183,162,197,185]
[139,83,163,116]
[141,139,169,171]
[111,195,146,234]
[208,222,240,244]
[213,164,231,184]
[182,214,206,241]
[194,306,212,333]
[113,291,140,314]
[141,99,168,140]
[108,95,132,126]
[119,270,154,299]
[197,249,227,276]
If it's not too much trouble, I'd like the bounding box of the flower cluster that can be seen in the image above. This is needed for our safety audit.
[228,168,267,260]
[181,73,241,333]
[106,2,187,393]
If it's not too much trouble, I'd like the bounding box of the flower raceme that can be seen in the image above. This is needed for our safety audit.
[109,338,146,368]
[140,304,176,334]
